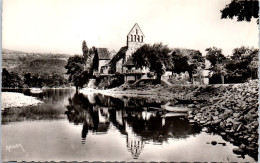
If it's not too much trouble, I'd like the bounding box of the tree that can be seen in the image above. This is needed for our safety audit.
[221,0,259,23]
[65,55,85,90]
[82,40,89,63]
[231,46,256,60]
[9,72,22,88]
[170,48,205,81]
[227,46,259,81]
[2,68,11,88]
[132,43,171,83]
[249,55,258,79]
[170,49,191,75]
[206,47,226,66]
[24,73,32,87]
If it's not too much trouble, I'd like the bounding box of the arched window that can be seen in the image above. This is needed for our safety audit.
[136,29,138,34]
[141,36,143,42]
[131,35,133,41]
[134,35,136,42]
[137,35,140,42]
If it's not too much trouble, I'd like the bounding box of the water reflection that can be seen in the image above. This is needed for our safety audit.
[65,92,201,159]
[2,88,75,105]
[2,88,75,124]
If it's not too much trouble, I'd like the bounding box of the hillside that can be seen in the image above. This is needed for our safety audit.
[2,49,71,76]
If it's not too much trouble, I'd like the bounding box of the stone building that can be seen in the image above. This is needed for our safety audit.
[95,48,110,73]
[109,23,145,74]
[84,47,110,74]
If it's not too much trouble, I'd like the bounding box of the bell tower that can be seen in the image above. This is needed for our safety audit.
[126,23,145,60]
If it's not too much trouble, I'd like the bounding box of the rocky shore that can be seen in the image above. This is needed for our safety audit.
[187,80,258,159]
[2,92,43,110]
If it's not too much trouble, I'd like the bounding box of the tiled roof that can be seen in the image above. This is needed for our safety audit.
[96,48,110,60]
[109,46,128,64]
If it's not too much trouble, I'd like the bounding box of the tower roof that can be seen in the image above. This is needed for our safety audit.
[127,23,145,37]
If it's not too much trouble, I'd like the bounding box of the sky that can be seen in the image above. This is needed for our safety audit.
[2,0,259,56]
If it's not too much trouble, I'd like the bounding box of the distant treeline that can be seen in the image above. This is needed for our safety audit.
[2,49,71,88]
[2,68,68,88]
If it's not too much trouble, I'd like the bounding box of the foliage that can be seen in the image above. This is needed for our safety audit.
[2,67,68,88]
[170,49,191,75]
[65,55,85,89]
[91,47,99,72]
[221,0,259,23]
[82,40,89,63]
[206,47,226,67]
[231,46,258,60]
[208,46,259,83]
[170,48,205,79]
[132,43,171,83]
[214,63,227,76]
[2,68,11,87]
[96,73,124,89]
[225,46,259,81]
[2,68,22,88]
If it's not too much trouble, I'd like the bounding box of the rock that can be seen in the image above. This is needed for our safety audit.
[239,144,246,149]
[233,133,239,137]
[245,146,255,152]
[202,127,208,132]
[188,115,193,119]
[244,114,254,122]
[211,141,217,145]
[189,120,195,123]
[233,113,240,118]
[248,137,254,142]
[229,138,235,143]
[229,129,234,133]
[233,148,244,155]
[220,132,226,136]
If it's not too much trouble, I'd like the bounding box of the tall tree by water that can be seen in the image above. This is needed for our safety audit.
[82,40,89,63]
[2,68,11,88]
[221,0,259,23]
[65,55,85,90]
[132,43,171,83]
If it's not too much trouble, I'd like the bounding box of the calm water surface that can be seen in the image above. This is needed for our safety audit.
[1,89,256,162]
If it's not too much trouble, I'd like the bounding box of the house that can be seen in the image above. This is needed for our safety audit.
[95,48,110,73]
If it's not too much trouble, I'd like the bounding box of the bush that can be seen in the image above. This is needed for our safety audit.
[96,74,124,89]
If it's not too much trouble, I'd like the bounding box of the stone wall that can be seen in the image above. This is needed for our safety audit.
[98,60,109,73]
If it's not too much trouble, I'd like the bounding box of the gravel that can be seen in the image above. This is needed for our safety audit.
[2,92,43,110]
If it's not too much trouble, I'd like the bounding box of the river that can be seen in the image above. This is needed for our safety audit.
[1,88,256,162]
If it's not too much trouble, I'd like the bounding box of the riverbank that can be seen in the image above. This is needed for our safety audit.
[80,79,258,160]
[2,92,43,110]
[187,80,258,159]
